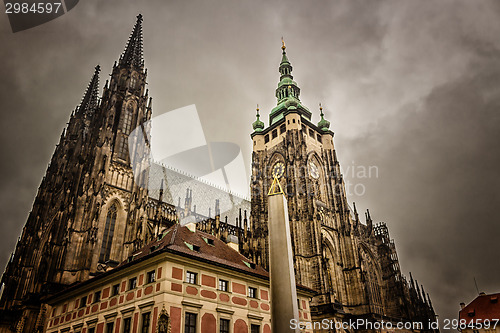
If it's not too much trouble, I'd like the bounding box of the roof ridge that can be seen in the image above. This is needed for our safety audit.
[169,223,179,245]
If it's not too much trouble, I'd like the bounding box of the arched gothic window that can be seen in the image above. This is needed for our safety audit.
[129,74,138,90]
[99,204,117,263]
[122,103,134,134]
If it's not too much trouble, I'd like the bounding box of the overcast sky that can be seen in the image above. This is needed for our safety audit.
[1,0,499,324]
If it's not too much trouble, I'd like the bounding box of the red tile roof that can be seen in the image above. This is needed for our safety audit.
[459,293,500,323]
[45,223,316,303]
[121,224,269,278]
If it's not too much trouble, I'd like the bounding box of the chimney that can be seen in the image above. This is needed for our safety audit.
[227,234,239,253]
[460,302,465,309]
[181,215,197,232]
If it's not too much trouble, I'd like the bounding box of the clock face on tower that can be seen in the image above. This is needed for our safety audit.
[272,162,285,178]
[309,161,320,179]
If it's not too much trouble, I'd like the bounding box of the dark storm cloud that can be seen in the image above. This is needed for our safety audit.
[344,51,500,319]
[0,0,499,324]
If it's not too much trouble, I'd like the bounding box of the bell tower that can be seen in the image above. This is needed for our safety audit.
[0,15,153,331]
[79,13,153,274]
[250,41,365,313]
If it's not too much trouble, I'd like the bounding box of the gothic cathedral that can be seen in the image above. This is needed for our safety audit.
[0,15,436,332]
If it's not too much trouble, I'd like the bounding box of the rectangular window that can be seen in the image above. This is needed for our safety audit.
[309,129,314,138]
[220,318,230,333]
[272,129,278,139]
[248,287,257,299]
[251,324,260,333]
[80,296,87,308]
[186,271,197,284]
[88,328,95,333]
[106,322,114,333]
[129,277,137,290]
[141,312,151,333]
[147,270,156,284]
[219,279,228,292]
[317,134,322,143]
[112,284,120,296]
[93,291,101,303]
[280,124,286,134]
[264,134,269,143]
[123,317,132,333]
[184,312,197,333]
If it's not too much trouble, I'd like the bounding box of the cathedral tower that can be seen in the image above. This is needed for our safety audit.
[250,40,363,313]
[0,15,152,330]
[248,41,432,323]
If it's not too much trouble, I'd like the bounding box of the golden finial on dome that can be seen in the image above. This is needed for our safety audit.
[319,103,327,118]
[281,37,286,51]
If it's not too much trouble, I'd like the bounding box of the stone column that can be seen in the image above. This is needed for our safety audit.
[268,191,299,333]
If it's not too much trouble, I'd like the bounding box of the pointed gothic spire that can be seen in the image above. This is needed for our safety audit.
[427,293,434,310]
[416,280,422,300]
[77,65,100,116]
[365,208,373,230]
[158,179,164,203]
[353,202,359,222]
[119,14,144,69]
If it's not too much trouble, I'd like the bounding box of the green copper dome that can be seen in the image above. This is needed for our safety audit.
[318,104,331,131]
[252,106,264,132]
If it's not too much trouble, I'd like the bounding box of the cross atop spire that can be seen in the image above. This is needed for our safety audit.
[77,65,100,116]
[119,14,144,69]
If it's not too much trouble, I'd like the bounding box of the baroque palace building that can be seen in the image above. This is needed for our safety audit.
[0,15,436,332]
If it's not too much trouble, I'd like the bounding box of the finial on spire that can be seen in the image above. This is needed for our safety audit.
[281,37,286,52]
[256,104,260,116]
